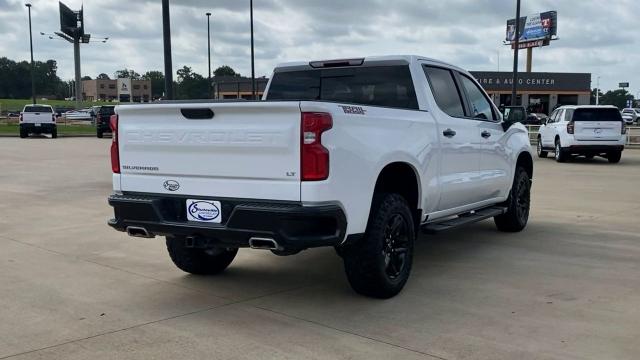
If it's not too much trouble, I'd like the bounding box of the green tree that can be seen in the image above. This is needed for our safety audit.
[97,73,110,80]
[114,69,141,80]
[141,70,165,99]
[214,65,240,77]
[176,66,210,99]
[599,89,633,109]
[81,76,92,81]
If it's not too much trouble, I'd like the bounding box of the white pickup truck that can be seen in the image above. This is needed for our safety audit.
[19,104,57,138]
[108,55,533,298]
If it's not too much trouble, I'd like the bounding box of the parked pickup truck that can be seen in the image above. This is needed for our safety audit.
[19,104,57,138]
[107,55,534,298]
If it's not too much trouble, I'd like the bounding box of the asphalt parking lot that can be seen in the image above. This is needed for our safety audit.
[1,138,639,360]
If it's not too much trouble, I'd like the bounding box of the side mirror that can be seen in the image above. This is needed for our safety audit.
[541,118,547,125]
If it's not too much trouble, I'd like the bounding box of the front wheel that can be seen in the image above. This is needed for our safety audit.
[607,151,622,164]
[166,236,237,275]
[536,137,548,158]
[342,193,415,299]
[494,167,531,232]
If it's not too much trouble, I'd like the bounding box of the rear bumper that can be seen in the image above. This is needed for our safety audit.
[565,144,624,153]
[108,193,347,251]
[21,123,55,132]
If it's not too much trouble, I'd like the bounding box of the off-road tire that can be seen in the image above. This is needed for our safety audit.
[342,193,415,299]
[494,166,531,232]
[19,128,27,138]
[51,127,58,139]
[607,151,622,164]
[536,137,547,158]
[166,236,237,275]
[554,139,567,163]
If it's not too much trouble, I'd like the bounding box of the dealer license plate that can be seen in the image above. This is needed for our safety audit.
[186,199,222,223]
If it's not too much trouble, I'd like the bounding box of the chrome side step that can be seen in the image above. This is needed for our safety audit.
[421,206,507,234]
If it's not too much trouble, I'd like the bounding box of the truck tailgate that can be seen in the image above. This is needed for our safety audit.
[116,102,302,201]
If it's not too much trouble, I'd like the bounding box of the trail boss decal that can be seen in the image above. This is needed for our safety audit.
[339,105,367,115]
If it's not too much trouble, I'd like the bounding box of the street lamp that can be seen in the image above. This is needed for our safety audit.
[250,0,256,100]
[206,12,212,98]
[25,3,36,105]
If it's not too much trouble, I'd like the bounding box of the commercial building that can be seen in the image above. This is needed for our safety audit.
[470,71,591,115]
[213,76,269,100]
[82,79,152,102]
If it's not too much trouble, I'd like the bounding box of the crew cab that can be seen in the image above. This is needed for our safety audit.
[19,104,57,138]
[537,105,626,163]
[107,55,533,298]
[96,106,115,138]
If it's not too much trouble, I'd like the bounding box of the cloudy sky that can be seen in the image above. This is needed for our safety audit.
[1,0,638,94]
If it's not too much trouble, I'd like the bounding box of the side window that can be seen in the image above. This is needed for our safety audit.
[459,74,495,120]
[549,110,558,123]
[564,109,574,122]
[422,66,466,118]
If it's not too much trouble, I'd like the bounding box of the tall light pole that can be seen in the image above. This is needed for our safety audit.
[250,0,256,100]
[596,76,601,105]
[511,0,521,106]
[26,3,36,105]
[162,0,174,100]
[206,12,212,98]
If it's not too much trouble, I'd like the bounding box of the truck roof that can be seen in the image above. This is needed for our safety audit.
[274,55,465,73]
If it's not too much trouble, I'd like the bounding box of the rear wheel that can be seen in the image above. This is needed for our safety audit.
[607,151,622,164]
[51,127,58,139]
[536,137,548,158]
[554,139,567,163]
[342,193,415,299]
[166,236,237,275]
[19,127,27,138]
[97,129,103,138]
[495,166,531,232]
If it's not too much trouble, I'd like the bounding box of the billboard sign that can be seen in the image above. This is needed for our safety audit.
[59,2,84,39]
[619,82,629,88]
[506,11,557,45]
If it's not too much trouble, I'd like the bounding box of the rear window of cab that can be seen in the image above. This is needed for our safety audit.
[24,106,52,113]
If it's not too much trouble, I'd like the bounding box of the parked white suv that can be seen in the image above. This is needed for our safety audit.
[107,55,533,298]
[621,108,640,125]
[537,105,626,163]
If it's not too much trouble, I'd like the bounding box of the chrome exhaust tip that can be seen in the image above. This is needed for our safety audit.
[249,237,279,250]
[126,226,154,238]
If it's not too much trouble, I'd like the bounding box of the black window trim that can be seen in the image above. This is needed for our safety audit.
[422,64,468,119]
[454,71,501,123]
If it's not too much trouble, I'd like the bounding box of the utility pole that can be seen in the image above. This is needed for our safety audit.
[250,0,256,100]
[26,3,36,105]
[73,34,82,108]
[206,12,212,98]
[511,0,521,106]
[596,76,601,105]
[162,0,174,100]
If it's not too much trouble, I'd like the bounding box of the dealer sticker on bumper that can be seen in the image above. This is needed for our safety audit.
[186,199,222,223]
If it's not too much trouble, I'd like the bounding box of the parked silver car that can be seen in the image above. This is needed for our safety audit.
[621,108,640,124]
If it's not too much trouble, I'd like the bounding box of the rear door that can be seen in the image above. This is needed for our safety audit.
[569,108,623,141]
[422,65,484,210]
[117,102,302,201]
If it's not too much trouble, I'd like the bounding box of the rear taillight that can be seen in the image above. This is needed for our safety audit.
[19,114,23,122]
[52,114,56,123]
[110,114,120,173]
[567,121,575,134]
[301,112,332,181]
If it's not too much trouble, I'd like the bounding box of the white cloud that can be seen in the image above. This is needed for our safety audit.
[2,0,639,94]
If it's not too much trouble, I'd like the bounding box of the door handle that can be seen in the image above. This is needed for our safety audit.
[442,128,457,138]
[481,131,492,139]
